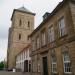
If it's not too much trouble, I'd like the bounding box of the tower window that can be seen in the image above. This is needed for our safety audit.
[28,21,30,28]
[19,19,22,26]
[19,34,21,40]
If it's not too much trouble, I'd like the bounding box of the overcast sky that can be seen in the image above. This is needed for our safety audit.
[0,0,63,61]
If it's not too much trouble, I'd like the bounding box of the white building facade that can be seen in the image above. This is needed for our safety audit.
[16,45,31,72]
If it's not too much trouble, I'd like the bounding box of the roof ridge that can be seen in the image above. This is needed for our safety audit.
[17,6,32,13]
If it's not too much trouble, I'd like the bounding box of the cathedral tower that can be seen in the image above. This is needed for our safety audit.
[7,7,35,69]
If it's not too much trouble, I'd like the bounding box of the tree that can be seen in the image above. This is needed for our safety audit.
[0,61,4,70]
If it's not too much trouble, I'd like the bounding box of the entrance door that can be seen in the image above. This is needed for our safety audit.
[24,60,28,72]
[42,56,48,75]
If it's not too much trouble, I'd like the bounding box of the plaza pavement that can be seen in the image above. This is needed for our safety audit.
[0,71,31,75]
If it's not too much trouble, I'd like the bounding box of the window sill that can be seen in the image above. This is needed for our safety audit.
[41,44,47,48]
[32,50,36,52]
[51,72,58,75]
[36,48,40,50]
[48,40,55,44]
[64,72,72,74]
[59,34,68,39]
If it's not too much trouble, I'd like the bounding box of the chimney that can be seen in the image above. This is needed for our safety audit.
[43,12,50,20]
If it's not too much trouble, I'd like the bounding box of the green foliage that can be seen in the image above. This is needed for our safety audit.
[0,61,4,70]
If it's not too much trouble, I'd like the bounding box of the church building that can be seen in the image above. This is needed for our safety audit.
[7,7,35,70]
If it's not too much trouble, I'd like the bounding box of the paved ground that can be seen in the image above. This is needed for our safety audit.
[0,71,31,75]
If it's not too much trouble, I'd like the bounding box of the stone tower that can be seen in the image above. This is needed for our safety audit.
[7,7,35,69]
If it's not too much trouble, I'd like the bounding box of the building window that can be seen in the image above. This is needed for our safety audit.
[29,60,31,72]
[41,31,46,46]
[32,56,37,72]
[19,19,22,26]
[24,51,26,59]
[33,41,35,51]
[19,34,21,40]
[27,36,29,40]
[51,56,57,73]
[26,50,27,58]
[38,60,40,72]
[27,49,29,58]
[32,40,35,51]
[48,26,54,42]
[21,53,22,60]
[28,21,30,28]
[63,52,71,73]
[23,52,24,60]
[36,36,40,49]
[32,60,35,72]
[59,17,66,37]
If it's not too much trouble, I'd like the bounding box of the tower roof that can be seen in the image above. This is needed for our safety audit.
[17,6,32,13]
[11,6,35,20]
[15,6,35,15]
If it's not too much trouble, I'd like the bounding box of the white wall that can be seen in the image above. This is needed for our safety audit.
[16,48,31,72]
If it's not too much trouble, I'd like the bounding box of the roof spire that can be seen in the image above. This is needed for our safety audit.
[22,4,24,8]
[14,6,35,15]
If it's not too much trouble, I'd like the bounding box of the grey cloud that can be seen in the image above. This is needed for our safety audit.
[0,25,9,39]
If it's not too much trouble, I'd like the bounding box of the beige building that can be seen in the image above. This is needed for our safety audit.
[16,44,31,72]
[7,7,35,70]
[29,0,75,75]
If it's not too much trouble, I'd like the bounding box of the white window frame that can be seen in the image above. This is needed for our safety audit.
[24,51,26,59]
[48,26,54,42]
[63,52,71,74]
[32,56,37,72]
[51,56,57,73]
[41,31,46,46]
[36,36,40,49]
[26,50,28,58]
[38,61,40,72]
[59,17,66,37]
[32,40,35,51]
